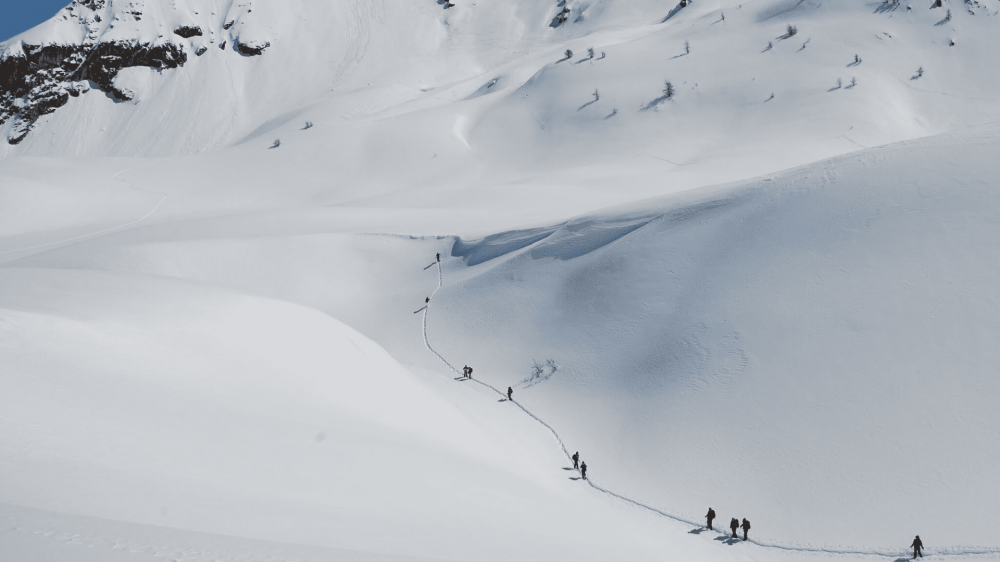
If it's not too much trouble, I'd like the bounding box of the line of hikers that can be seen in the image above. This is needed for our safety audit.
[706,508,923,558]
[427,254,926,560]
[571,451,587,479]
[706,508,750,541]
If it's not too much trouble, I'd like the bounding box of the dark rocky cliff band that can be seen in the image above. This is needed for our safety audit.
[1,41,186,144]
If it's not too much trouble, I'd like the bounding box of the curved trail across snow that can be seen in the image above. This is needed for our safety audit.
[0,167,167,258]
[420,261,1000,560]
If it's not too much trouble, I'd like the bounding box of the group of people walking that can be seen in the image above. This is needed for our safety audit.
[705,508,924,558]
[571,452,587,479]
[705,509,750,541]
[425,254,927,561]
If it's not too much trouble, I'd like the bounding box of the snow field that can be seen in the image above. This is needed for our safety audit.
[7,125,1000,559]
[427,124,1000,552]
[2,0,1000,560]
[0,266,713,561]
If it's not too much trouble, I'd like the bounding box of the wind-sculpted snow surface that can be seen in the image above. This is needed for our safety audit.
[451,226,558,266]
[0,266,702,562]
[3,0,1000,560]
[7,128,1000,561]
[426,216,1000,559]
[428,126,1000,552]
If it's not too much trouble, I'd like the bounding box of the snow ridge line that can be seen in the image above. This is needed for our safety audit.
[420,261,1000,560]
[0,167,167,257]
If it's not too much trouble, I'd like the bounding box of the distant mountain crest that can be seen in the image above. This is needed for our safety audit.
[0,0,268,145]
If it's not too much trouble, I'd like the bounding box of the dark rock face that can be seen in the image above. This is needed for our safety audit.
[235,39,270,56]
[174,25,203,38]
[551,3,571,27]
[79,0,107,10]
[1,0,273,145]
[1,41,187,144]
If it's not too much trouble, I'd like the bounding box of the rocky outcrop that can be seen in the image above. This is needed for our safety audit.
[235,39,270,56]
[551,1,571,27]
[1,0,273,145]
[1,41,186,144]
[174,25,204,38]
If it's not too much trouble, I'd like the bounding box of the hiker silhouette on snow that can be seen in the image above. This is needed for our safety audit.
[741,518,750,541]
[911,535,923,558]
[507,386,513,400]
[436,253,441,262]
[705,507,715,530]
[580,462,587,479]
[572,452,579,469]
[730,518,739,539]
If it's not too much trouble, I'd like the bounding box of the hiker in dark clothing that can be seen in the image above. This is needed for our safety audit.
[507,386,513,400]
[425,297,430,303]
[911,536,923,558]
[572,452,579,469]
[580,462,587,479]
[468,366,473,379]
[436,253,441,262]
[730,518,739,539]
[705,508,716,530]
[462,366,469,378]
[741,518,750,541]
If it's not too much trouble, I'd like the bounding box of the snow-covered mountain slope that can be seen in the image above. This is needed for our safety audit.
[5,0,1000,250]
[3,0,999,184]
[12,124,1000,558]
[0,266,709,562]
[3,1,1000,561]
[425,124,1000,551]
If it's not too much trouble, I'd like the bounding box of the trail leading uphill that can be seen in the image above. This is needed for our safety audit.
[424,123,1000,553]
[420,248,1000,560]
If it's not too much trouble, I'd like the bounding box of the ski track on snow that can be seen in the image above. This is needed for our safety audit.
[0,167,167,257]
[420,261,1000,561]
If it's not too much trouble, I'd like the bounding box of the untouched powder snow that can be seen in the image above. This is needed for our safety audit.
[2,0,1000,561]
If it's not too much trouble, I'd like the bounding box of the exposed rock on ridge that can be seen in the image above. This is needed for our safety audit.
[1,0,268,145]
[1,41,186,144]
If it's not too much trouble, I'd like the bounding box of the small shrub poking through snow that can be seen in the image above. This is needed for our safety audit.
[663,80,675,99]
[641,80,675,111]
[521,360,558,388]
